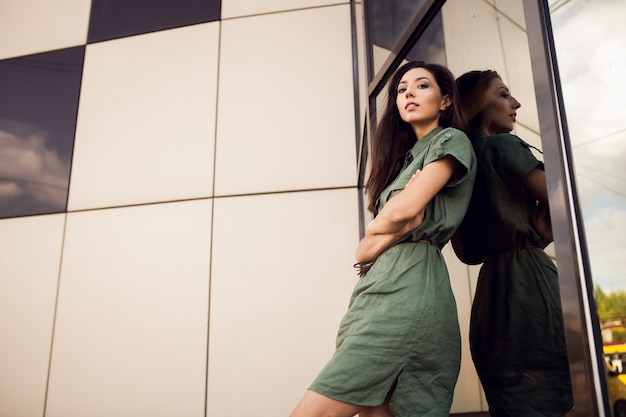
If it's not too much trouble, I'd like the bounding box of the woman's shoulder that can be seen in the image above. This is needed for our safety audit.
[477,132,532,153]
[434,127,471,146]
[439,126,469,139]
[429,127,475,168]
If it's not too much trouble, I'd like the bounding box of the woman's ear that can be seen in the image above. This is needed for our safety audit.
[440,94,452,111]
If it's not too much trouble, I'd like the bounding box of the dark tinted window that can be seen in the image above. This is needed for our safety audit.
[365,0,445,76]
[0,47,84,218]
[88,0,221,43]
[366,0,426,51]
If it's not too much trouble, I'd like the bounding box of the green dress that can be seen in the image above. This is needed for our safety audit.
[310,127,476,417]
[452,133,573,416]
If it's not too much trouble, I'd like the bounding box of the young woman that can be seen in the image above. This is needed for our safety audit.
[453,70,573,416]
[290,62,476,417]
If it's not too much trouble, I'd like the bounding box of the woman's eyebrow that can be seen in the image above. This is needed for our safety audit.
[399,76,430,84]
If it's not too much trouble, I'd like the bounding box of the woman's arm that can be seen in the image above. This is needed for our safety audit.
[355,214,422,264]
[524,166,548,204]
[368,156,458,235]
[524,166,553,242]
[355,157,458,265]
[355,172,425,265]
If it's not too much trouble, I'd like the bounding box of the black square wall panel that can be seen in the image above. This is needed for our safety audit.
[88,0,221,43]
[0,47,84,218]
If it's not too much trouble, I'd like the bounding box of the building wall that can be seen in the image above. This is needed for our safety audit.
[0,1,365,416]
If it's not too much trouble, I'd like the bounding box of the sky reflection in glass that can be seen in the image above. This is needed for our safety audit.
[0,47,84,218]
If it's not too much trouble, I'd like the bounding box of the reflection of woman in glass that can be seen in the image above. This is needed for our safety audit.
[290,61,476,417]
[453,70,573,416]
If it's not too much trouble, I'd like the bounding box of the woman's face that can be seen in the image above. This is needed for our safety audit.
[483,77,521,135]
[396,67,450,136]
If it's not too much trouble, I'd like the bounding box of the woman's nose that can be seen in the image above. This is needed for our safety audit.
[512,96,521,109]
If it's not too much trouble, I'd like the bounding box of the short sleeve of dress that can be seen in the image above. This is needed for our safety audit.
[424,127,475,188]
[482,133,542,194]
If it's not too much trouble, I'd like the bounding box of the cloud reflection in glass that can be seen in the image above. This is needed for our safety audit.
[0,47,84,218]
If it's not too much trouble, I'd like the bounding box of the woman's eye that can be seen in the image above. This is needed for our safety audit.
[398,87,406,94]
[417,83,429,89]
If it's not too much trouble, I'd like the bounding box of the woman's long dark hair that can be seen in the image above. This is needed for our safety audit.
[456,69,501,141]
[365,61,468,213]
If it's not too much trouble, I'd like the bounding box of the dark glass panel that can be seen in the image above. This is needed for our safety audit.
[0,47,84,218]
[366,0,426,51]
[88,0,221,43]
[365,0,428,76]
[403,11,445,66]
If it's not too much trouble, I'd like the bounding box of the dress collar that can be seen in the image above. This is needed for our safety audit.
[406,126,444,160]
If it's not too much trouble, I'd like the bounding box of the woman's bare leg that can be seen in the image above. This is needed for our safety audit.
[290,390,362,417]
[359,400,394,417]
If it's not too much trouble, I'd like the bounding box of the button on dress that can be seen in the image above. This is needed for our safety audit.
[309,127,476,417]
